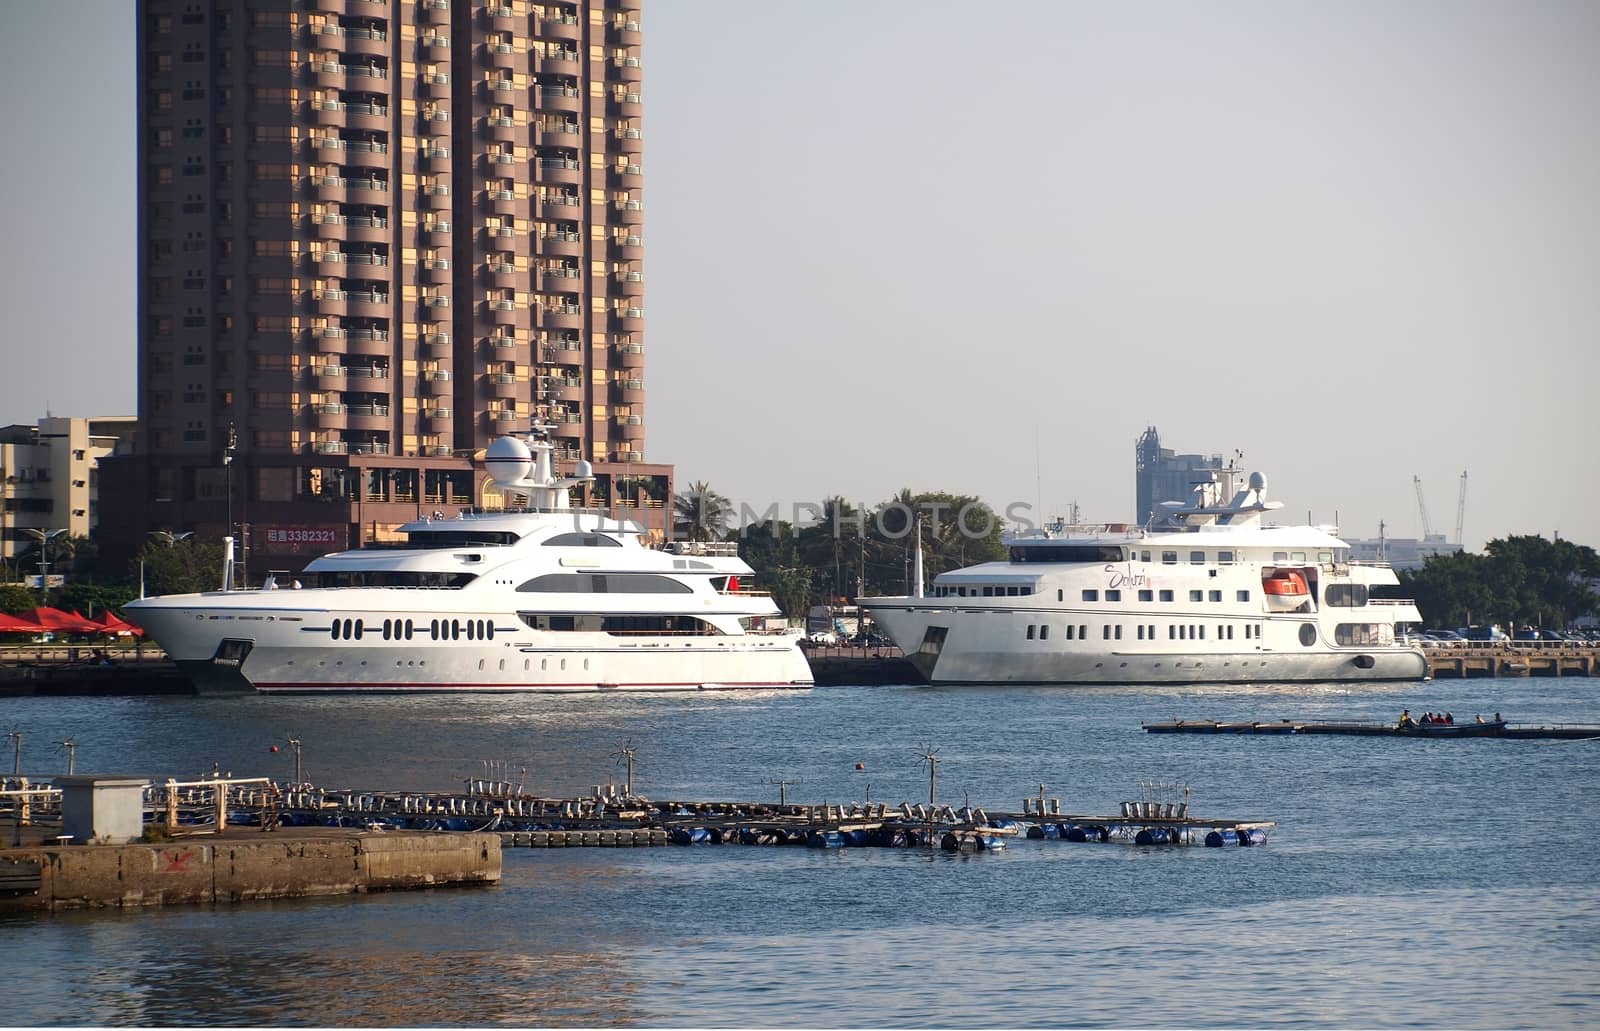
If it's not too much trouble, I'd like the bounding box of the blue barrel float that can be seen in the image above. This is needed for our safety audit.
[670,827,712,846]
[1026,823,1062,840]
[1204,828,1239,847]
[1134,827,1177,846]
[1066,824,1109,843]
[807,829,846,849]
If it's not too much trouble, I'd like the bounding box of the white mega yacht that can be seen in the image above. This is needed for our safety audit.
[127,435,812,694]
[859,470,1427,685]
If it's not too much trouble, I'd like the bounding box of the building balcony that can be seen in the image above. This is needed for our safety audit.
[614,413,646,435]
[344,102,389,132]
[308,438,350,455]
[344,250,389,270]
[419,0,450,25]
[312,289,348,316]
[424,405,453,422]
[310,60,347,89]
[483,5,519,32]
[536,50,580,74]
[308,326,348,353]
[342,140,390,170]
[419,145,451,173]
[482,115,525,144]
[484,298,525,326]
[346,290,390,318]
[313,174,347,201]
[535,121,582,148]
[308,99,347,127]
[343,63,388,84]
[486,371,521,398]
[535,158,582,187]
[484,76,520,99]
[419,71,450,97]
[345,329,393,356]
[345,403,391,431]
[539,13,582,43]
[538,303,583,330]
[612,199,644,224]
[607,162,643,190]
[607,233,643,261]
[541,338,583,362]
[484,259,521,287]
[612,54,642,82]
[310,214,348,242]
[610,305,644,330]
[421,221,452,243]
[483,41,522,70]
[606,89,643,118]
[339,26,388,59]
[606,18,642,47]
[423,332,453,357]
[343,214,390,243]
[421,182,452,208]
[349,439,391,456]
[420,35,451,61]
[422,369,452,394]
[308,0,346,12]
[483,188,524,216]
[344,176,389,203]
[614,342,645,368]
[538,84,582,114]
[543,377,584,403]
[480,150,520,173]
[613,268,644,295]
[481,224,530,255]
[420,296,452,320]
[535,229,582,258]
[310,402,349,429]
[486,411,522,429]
[311,362,347,382]
[345,363,390,381]
[420,257,451,283]
[614,379,646,404]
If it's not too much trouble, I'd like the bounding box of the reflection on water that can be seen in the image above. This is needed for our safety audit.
[3,678,1599,1027]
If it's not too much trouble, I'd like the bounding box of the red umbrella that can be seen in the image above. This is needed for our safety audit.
[98,611,145,637]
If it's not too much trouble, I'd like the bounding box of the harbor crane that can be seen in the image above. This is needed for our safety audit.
[1413,476,1434,538]
[1455,470,1468,546]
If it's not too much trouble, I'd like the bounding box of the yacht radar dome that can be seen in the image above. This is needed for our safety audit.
[485,436,534,489]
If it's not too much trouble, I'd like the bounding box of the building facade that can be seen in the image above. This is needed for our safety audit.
[1,417,137,578]
[1134,426,1224,527]
[104,0,668,582]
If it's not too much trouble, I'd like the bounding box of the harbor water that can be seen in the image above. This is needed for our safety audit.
[3,676,1598,1027]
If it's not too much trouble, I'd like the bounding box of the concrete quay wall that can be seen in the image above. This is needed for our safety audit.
[0,831,500,913]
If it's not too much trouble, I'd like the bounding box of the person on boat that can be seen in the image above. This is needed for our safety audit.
[1475,713,1485,724]
[1399,709,1414,729]
[1494,711,1502,723]
[1445,712,1454,725]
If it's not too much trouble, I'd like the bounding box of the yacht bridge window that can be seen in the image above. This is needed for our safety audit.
[542,532,622,547]
[1009,544,1124,563]
[516,572,692,594]
[314,570,477,588]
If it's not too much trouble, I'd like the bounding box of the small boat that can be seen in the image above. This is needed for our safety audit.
[1400,719,1506,737]
[1262,570,1311,613]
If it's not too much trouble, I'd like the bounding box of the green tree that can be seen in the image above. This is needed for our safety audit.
[0,583,36,614]
[673,480,732,542]
[133,538,226,597]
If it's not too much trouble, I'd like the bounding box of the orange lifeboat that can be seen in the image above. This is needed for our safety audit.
[1263,571,1310,612]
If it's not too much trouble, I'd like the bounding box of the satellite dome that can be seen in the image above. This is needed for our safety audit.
[485,436,533,488]
[1249,471,1268,493]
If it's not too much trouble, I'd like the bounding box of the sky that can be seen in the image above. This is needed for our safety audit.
[3,1,1597,551]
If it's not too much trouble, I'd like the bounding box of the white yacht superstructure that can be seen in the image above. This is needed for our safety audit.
[127,435,812,694]
[860,470,1426,685]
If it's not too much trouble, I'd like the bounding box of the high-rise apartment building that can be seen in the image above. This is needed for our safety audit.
[103,0,667,581]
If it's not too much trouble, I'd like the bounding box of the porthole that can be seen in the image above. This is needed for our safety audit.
[560,658,567,671]
[354,619,364,640]
[1299,623,1317,647]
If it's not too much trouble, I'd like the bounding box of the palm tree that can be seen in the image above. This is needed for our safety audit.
[673,480,732,542]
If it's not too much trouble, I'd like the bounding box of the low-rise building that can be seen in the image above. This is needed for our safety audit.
[0,416,136,579]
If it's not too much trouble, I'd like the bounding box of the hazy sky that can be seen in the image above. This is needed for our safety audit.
[4,2,1596,550]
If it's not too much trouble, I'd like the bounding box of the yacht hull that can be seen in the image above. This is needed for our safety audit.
[130,599,813,694]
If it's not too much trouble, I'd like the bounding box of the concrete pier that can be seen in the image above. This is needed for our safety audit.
[0,828,500,913]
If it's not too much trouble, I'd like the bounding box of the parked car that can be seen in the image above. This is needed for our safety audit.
[1459,625,1509,642]
[805,630,839,646]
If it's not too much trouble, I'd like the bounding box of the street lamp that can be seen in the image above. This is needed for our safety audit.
[20,528,66,607]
